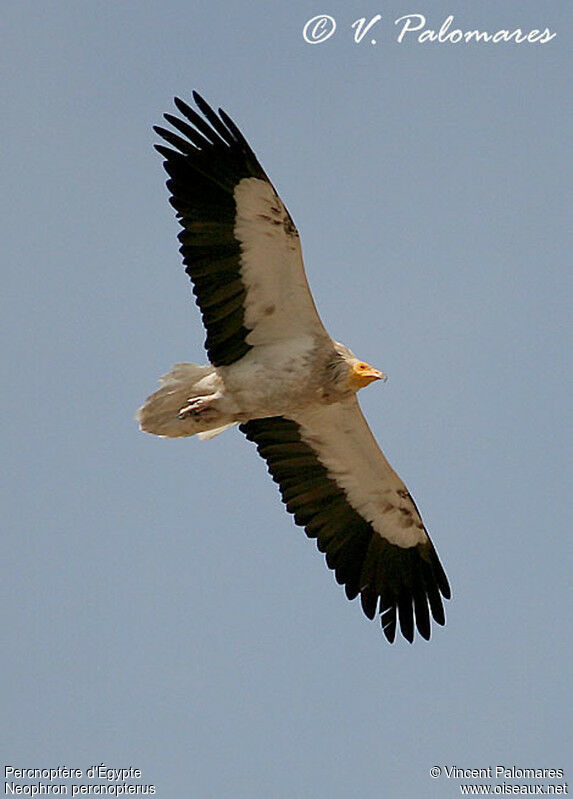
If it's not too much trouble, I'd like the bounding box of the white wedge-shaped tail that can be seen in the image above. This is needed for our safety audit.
[136,362,235,439]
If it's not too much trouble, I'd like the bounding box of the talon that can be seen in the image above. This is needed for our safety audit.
[178,401,201,418]
[177,395,216,420]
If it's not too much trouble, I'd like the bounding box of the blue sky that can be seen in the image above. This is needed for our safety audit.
[2,1,571,796]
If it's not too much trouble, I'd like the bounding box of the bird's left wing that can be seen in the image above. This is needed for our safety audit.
[154,93,328,367]
[240,398,450,643]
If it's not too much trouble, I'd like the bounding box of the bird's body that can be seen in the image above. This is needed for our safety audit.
[137,92,451,642]
[139,337,376,436]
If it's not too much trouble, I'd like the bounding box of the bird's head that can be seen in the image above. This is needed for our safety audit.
[347,360,387,391]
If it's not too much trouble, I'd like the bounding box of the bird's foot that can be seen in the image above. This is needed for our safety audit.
[177,395,219,421]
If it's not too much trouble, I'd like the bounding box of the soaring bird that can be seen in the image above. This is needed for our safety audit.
[137,92,451,643]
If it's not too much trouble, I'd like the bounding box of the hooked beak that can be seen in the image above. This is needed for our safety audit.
[367,367,387,383]
[349,362,388,389]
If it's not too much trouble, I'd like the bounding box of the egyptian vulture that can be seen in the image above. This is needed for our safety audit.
[137,92,451,643]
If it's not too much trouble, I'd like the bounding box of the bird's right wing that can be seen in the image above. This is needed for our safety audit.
[154,93,328,367]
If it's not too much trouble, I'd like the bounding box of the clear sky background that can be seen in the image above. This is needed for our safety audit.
[2,1,571,797]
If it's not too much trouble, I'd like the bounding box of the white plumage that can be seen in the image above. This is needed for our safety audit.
[137,93,450,642]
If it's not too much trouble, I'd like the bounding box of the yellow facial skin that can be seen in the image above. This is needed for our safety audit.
[348,361,387,390]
